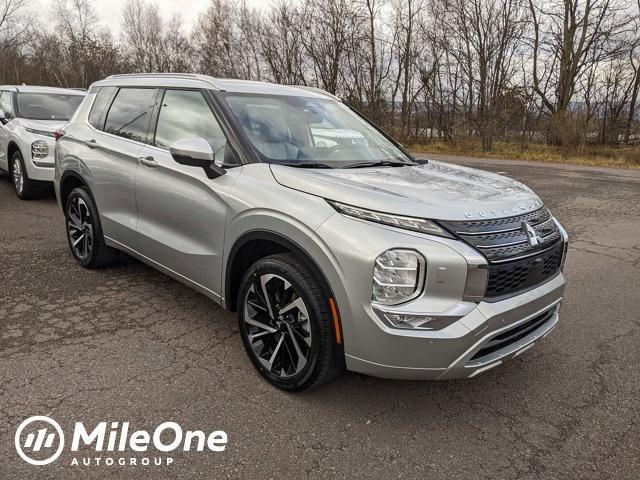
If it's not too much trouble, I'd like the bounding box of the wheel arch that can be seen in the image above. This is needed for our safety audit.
[7,141,21,167]
[59,170,91,212]
[224,231,339,319]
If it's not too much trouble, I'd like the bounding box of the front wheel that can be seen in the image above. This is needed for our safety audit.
[11,151,43,200]
[237,253,344,391]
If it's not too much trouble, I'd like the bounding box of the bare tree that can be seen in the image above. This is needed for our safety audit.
[390,0,426,137]
[528,0,628,144]
[121,0,193,73]
[0,0,31,50]
[301,0,358,94]
[3,0,640,154]
[448,0,527,150]
[258,2,307,85]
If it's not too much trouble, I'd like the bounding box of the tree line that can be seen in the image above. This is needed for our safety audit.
[1,0,640,150]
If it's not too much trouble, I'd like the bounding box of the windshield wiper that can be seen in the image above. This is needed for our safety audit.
[342,160,415,169]
[275,161,335,169]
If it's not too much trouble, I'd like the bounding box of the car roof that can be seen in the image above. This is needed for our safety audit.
[0,85,86,95]
[93,74,340,100]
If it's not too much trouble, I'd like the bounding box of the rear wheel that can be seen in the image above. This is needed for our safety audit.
[11,151,42,200]
[237,253,344,391]
[65,187,119,268]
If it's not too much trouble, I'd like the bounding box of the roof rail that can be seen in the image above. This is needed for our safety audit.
[104,73,226,90]
[106,73,200,79]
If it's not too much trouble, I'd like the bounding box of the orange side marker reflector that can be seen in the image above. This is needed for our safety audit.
[328,298,342,344]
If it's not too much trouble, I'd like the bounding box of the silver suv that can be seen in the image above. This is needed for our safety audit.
[0,85,85,199]
[54,74,568,391]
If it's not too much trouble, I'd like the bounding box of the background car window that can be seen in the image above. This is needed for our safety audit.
[0,91,14,118]
[88,87,117,130]
[16,93,84,121]
[154,89,227,162]
[104,88,158,143]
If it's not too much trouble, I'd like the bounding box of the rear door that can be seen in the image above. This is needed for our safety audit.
[134,88,241,299]
[81,86,159,248]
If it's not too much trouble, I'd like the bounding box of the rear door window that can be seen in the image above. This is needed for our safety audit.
[104,88,159,143]
[88,87,117,130]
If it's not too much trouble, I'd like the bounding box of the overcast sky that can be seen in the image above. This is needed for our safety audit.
[28,0,270,36]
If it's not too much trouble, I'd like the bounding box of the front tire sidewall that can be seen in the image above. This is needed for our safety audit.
[11,152,29,200]
[238,259,324,390]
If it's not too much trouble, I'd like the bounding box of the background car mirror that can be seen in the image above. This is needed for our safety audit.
[170,138,226,179]
[0,109,7,125]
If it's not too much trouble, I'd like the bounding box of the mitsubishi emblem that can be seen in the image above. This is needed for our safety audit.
[523,222,542,247]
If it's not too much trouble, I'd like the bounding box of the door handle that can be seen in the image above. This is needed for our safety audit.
[138,156,158,168]
[86,139,98,149]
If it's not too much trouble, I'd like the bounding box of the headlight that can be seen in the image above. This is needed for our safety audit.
[372,249,425,305]
[329,201,451,237]
[31,140,49,159]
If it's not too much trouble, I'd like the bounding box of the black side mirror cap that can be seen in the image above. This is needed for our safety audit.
[172,153,227,179]
[204,162,227,179]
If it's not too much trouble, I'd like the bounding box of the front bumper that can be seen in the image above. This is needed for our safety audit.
[345,272,565,379]
[26,160,55,182]
[313,210,567,380]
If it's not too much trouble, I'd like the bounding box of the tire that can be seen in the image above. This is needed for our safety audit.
[65,187,119,268]
[237,253,344,391]
[10,150,44,200]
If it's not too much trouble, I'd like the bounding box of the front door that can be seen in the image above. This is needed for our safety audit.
[134,89,240,301]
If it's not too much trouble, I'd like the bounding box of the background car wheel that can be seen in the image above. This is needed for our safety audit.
[237,253,344,391]
[10,151,43,200]
[65,187,119,268]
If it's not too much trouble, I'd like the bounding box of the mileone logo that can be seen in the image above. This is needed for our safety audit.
[15,415,227,467]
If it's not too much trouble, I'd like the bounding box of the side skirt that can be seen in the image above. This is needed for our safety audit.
[104,235,225,307]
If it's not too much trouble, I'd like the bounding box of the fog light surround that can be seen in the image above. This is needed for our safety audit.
[372,249,425,305]
[31,140,49,160]
[381,312,437,329]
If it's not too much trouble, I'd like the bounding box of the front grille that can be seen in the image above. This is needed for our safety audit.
[439,207,564,300]
[485,243,563,298]
[470,308,555,361]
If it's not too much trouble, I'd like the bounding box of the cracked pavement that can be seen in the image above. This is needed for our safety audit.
[1,156,639,479]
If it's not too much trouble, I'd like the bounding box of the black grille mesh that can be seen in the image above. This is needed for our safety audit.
[485,243,563,298]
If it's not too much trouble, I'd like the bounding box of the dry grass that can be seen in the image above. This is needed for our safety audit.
[409,139,640,170]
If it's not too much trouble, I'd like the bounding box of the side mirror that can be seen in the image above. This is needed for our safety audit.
[0,110,7,125]
[170,138,227,179]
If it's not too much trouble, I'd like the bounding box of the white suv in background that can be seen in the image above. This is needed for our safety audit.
[0,85,85,199]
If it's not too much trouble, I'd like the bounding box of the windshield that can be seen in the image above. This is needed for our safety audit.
[16,93,84,121]
[224,93,413,167]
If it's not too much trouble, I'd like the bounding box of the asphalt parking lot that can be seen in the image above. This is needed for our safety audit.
[1,156,639,479]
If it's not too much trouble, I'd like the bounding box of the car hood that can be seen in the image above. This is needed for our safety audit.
[270,161,543,221]
[18,119,67,132]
